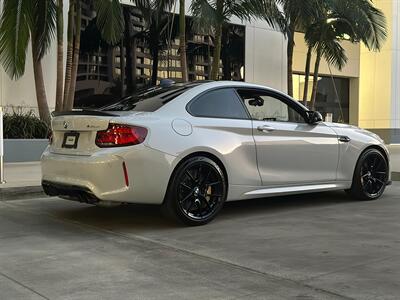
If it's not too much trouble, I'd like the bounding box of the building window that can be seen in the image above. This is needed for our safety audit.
[293,74,350,123]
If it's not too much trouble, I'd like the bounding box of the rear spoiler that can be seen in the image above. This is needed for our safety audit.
[51,110,117,117]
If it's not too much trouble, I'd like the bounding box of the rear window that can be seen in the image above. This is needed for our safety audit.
[101,83,201,112]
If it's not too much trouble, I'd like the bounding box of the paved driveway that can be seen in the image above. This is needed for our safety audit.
[1,183,399,300]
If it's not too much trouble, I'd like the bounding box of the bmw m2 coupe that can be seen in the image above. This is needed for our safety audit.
[42,81,391,225]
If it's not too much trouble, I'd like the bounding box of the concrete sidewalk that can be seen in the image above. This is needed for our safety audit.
[1,162,41,188]
[0,162,43,200]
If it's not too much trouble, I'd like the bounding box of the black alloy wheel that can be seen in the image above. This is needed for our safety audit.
[163,156,227,226]
[348,149,388,200]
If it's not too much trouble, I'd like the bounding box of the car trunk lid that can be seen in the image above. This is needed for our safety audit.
[50,110,144,156]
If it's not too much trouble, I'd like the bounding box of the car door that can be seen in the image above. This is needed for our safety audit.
[186,87,261,187]
[236,88,339,187]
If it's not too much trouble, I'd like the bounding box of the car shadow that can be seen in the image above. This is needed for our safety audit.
[53,190,356,231]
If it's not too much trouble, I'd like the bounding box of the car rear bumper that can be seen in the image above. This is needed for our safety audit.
[42,180,101,204]
[41,145,177,204]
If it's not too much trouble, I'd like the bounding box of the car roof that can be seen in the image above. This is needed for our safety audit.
[188,81,293,99]
[156,80,308,116]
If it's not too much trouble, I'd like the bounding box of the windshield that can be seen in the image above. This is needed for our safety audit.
[100,82,203,112]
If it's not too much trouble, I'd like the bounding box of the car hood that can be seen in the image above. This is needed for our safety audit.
[325,122,385,143]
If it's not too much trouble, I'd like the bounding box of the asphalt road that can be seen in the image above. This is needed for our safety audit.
[1,184,399,300]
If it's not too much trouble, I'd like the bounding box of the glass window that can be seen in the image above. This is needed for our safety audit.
[293,74,350,123]
[189,89,249,119]
[102,83,202,112]
[237,90,305,123]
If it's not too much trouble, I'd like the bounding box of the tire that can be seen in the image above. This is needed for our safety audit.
[162,156,227,226]
[347,148,388,200]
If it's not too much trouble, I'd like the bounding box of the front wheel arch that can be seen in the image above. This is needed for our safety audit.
[354,145,389,176]
[348,146,389,200]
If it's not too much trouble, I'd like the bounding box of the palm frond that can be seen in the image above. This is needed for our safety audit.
[305,17,347,70]
[327,0,387,51]
[319,39,347,70]
[283,0,323,31]
[31,0,57,60]
[234,0,283,29]
[190,0,219,34]
[132,0,178,56]
[0,0,32,79]
[94,0,125,45]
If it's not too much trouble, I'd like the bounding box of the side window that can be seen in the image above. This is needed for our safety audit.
[188,88,249,119]
[237,90,305,123]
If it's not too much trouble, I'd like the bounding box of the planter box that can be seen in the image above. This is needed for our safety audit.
[4,139,48,163]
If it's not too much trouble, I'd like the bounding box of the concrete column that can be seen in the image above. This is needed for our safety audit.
[391,0,400,129]
[0,0,3,107]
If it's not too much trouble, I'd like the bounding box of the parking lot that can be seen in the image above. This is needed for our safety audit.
[1,183,399,300]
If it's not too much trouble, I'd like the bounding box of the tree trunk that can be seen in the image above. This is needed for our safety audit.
[63,1,74,110]
[310,48,322,111]
[179,0,188,82]
[132,38,137,92]
[151,48,159,86]
[120,40,126,97]
[222,54,231,80]
[302,46,312,106]
[287,24,295,97]
[55,0,64,112]
[65,1,81,111]
[32,47,51,126]
[211,23,222,80]
[123,7,134,94]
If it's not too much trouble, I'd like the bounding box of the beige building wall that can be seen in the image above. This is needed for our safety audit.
[359,0,400,129]
[293,33,361,78]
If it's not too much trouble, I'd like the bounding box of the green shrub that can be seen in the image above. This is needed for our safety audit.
[3,110,50,139]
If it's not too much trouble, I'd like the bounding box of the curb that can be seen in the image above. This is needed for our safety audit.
[392,172,400,182]
[0,186,45,201]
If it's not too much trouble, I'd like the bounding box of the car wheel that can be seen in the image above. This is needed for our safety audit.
[163,156,227,226]
[348,149,388,200]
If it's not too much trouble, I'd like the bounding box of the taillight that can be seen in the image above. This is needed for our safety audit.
[95,124,147,148]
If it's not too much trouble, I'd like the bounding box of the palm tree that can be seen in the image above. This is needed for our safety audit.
[303,0,387,110]
[62,0,125,111]
[190,0,280,80]
[123,6,137,94]
[179,0,189,82]
[0,0,126,119]
[306,19,348,110]
[278,0,321,97]
[133,0,176,86]
[0,0,56,125]
[63,0,82,111]
[55,0,64,112]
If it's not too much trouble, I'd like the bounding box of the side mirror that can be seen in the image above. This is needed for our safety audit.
[307,111,323,124]
[248,97,264,107]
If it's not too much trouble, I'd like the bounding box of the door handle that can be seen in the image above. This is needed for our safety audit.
[257,125,275,132]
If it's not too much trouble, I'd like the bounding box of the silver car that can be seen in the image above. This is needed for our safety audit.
[42,81,391,225]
